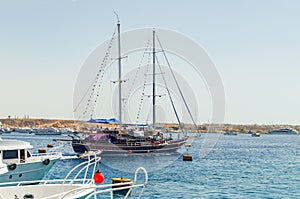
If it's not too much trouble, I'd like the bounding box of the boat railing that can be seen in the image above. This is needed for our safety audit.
[83,167,148,199]
[9,166,148,199]
[32,151,62,157]
[0,153,148,199]
[0,178,93,187]
[63,150,102,185]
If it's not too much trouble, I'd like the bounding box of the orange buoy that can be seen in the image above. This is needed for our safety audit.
[47,144,54,148]
[183,154,193,161]
[38,148,47,153]
[93,170,104,184]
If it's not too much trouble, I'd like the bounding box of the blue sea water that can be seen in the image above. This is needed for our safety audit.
[2,133,299,198]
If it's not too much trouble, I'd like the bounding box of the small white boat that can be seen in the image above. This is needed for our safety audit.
[224,131,237,135]
[0,138,61,183]
[0,151,148,199]
[251,132,260,137]
[268,128,298,135]
[35,127,62,135]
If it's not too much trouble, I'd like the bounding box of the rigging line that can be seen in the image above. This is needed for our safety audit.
[85,25,118,118]
[136,50,152,124]
[156,35,199,133]
[90,26,118,113]
[82,26,117,118]
[73,75,98,113]
[74,34,117,114]
[122,40,151,112]
[155,55,184,133]
[74,31,117,114]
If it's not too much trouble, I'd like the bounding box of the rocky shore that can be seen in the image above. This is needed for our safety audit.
[0,118,299,134]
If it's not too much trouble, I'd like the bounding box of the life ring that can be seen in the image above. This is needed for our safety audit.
[43,159,50,165]
[8,163,17,170]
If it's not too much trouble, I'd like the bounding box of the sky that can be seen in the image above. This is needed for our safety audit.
[0,0,299,125]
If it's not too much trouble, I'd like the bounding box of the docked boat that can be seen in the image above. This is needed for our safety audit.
[0,151,148,199]
[268,128,298,135]
[0,128,15,134]
[71,18,198,155]
[251,132,260,137]
[0,138,61,183]
[224,131,238,135]
[35,127,62,135]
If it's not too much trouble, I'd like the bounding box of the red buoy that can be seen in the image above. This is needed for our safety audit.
[93,170,104,184]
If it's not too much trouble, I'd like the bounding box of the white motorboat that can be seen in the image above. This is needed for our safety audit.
[224,131,238,135]
[35,127,62,135]
[0,138,61,183]
[0,151,148,199]
[268,128,298,135]
[251,132,260,137]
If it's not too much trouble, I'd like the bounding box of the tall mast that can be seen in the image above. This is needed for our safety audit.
[152,29,156,130]
[116,13,122,125]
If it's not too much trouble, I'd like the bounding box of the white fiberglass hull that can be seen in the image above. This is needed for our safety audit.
[0,156,60,184]
[0,184,94,199]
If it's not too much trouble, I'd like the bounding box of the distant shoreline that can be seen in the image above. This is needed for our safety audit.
[1,118,299,134]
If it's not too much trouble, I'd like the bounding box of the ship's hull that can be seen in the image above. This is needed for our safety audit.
[0,157,60,184]
[72,140,185,155]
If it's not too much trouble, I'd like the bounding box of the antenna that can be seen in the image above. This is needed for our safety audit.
[114,11,120,23]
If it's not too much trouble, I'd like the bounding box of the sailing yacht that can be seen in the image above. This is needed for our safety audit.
[72,19,192,155]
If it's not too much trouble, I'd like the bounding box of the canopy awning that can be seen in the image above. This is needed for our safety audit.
[88,118,120,124]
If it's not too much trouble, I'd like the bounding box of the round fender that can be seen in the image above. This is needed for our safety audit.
[43,159,50,165]
[8,163,17,170]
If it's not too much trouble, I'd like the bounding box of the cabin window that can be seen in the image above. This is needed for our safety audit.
[3,150,18,159]
[27,151,31,158]
[20,149,25,162]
